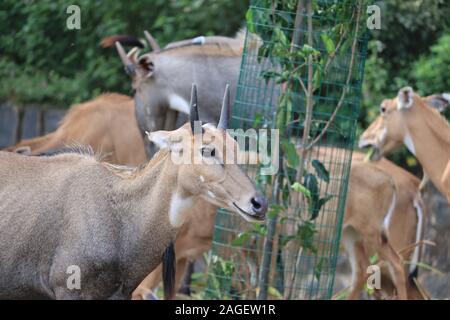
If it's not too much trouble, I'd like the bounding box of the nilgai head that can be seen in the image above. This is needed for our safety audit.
[115,36,156,91]
[114,30,189,92]
[148,84,268,222]
[359,87,450,160]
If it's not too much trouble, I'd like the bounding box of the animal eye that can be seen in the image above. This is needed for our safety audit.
[380,106,386,113]
[201,147,215,157]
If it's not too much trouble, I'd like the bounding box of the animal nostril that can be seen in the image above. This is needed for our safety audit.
[251,197,261,209]
[251,196,268,215]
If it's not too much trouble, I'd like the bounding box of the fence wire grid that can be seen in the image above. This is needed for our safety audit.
[205,0,369,300]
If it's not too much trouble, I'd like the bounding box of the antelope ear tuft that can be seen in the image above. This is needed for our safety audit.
[138,54,155,78]
[147,130,184,154]
[128,47,141,64]
[424,93,450,112]
[147,131,169,149]
[397,86,414,110]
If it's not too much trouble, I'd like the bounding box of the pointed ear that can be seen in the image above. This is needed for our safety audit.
[146,126,188,152]
[397,86,414,110]
[146,130,171,149]
[128,47,141,64]
[424,93,450,113]
[137,54,154,78]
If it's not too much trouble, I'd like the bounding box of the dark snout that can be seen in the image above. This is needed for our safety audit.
[358,138,382,161]
[251,194,268,219]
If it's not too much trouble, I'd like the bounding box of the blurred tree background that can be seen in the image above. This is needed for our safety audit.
[360,0,450,173]
[0,0,449,171]
[0,0,249,107]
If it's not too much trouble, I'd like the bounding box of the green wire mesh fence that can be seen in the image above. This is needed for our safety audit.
[205,0,369,299]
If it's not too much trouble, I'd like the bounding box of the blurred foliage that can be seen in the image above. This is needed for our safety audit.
[359,0,450,173]
[414,34,450,97]
[0,0,248,107]
[0,0,449,173]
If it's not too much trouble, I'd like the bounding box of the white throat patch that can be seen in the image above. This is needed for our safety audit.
[168,93,190,114]
[403,132,416,155]
[169,193,193,228]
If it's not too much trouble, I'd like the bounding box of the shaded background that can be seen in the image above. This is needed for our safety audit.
[1,0,449,170]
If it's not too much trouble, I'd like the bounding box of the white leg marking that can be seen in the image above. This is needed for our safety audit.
[410,197,424,274]
[382,190,397,233]
[342,226,359,290]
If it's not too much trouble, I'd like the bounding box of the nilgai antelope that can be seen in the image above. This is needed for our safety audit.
[351,152,425,299]
[1,92,216,299]
[110,31,244,156]
[131,200,216,300]
[359,87,450,202]
[133,149,423,300]
[0,85,267,299]
[105,34,423,298]
[3,93,147,166]
[279,148,421,300]
[340,162,405,299]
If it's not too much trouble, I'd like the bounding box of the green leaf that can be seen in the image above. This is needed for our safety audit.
[280,234,296,247]
[296,221,317,253]
[312,159,330,183]
[285,166,298,181]
[275,11,293,24]
[261,70,281,84]
[276,99,287,130]
[279,216,295,225]
[304,173,319,196]
[252,112,263,128]
[268,204,284,219]
[252,223,267,236]
[369,254,378,265]
[304,173,320,219]
[320,33,336,55]
[231,232,250,246]
[291,182,311,199]
[364,147,374,162]
[314,258,324,280]
[311,194,333,220]
[302,44,321,57]
[283,140,299,168]
[273,27,288,46]
[246,9,255,33]
[313,69,323,91]
[268,286,283,299]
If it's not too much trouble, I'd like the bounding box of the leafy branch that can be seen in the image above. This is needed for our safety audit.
[231,0,365,300]
[305,2,362,149]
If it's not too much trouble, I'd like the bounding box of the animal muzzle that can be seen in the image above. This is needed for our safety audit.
[358,137,384,161]
[358,136,375,149]
[232,194,268,222]
[251,195,268,219]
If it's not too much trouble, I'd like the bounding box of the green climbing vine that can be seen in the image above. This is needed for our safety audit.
[228,0,367,300]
